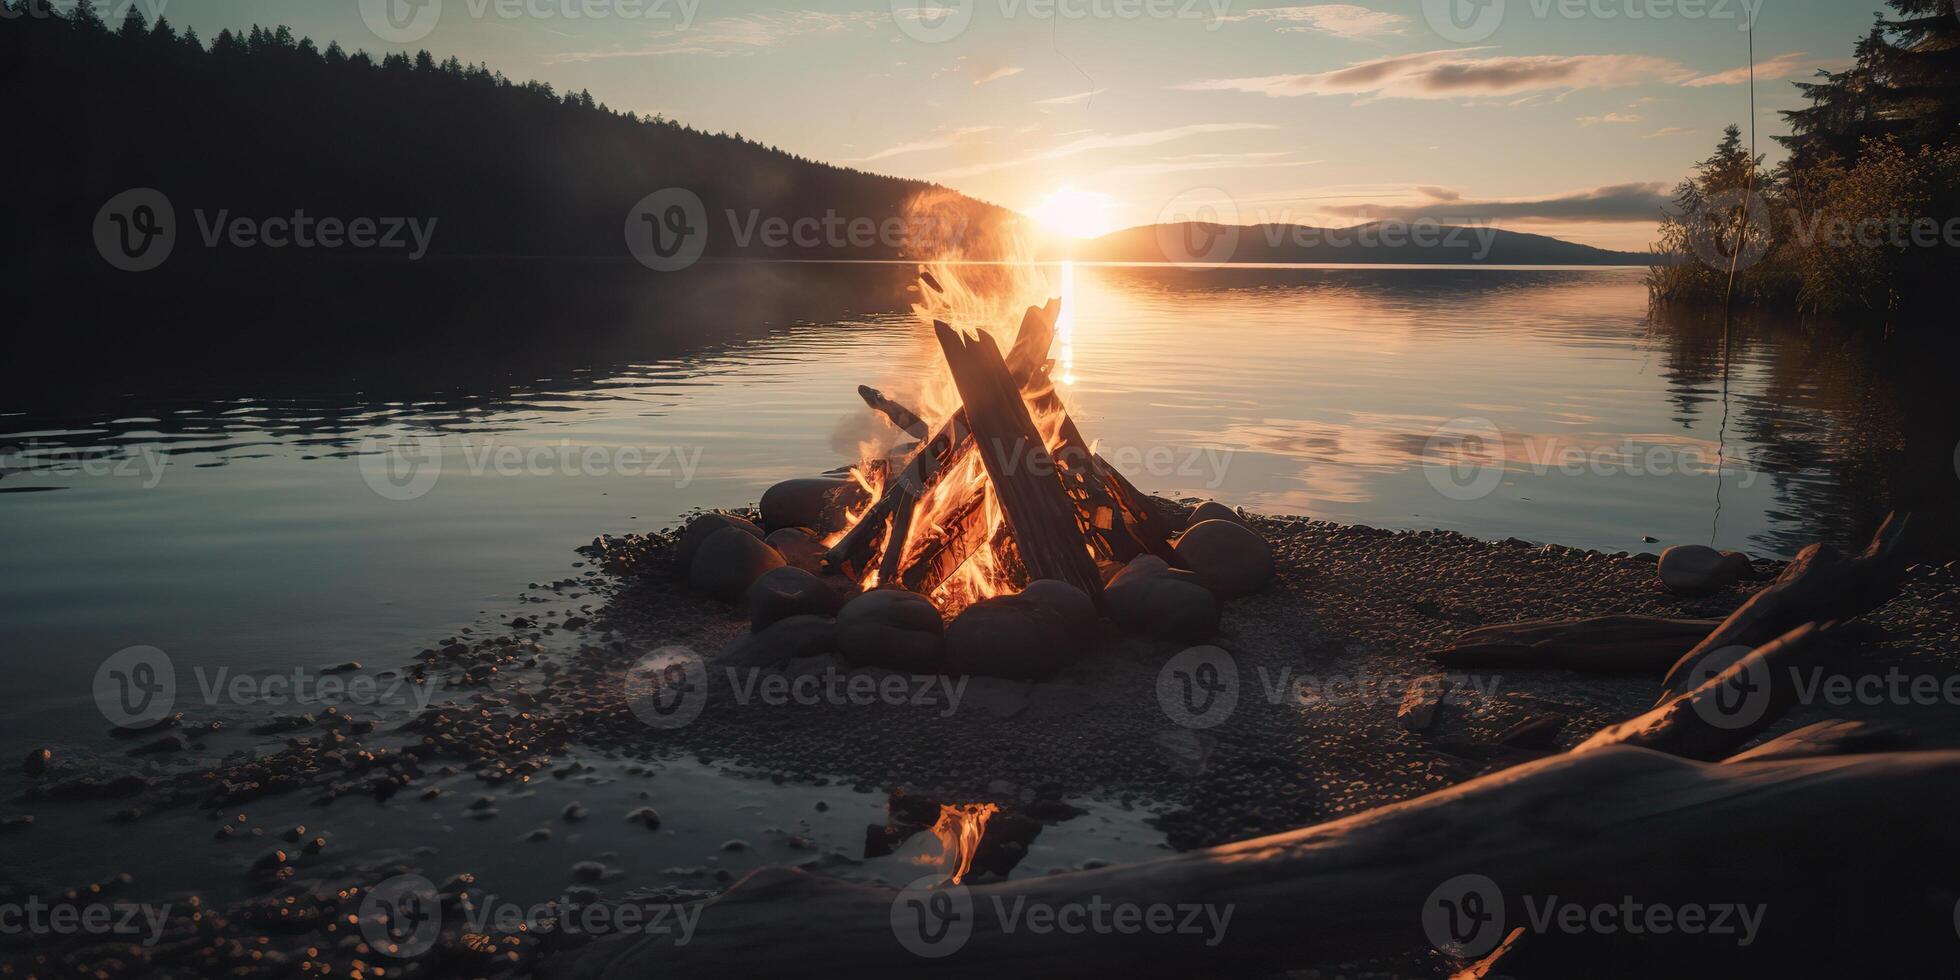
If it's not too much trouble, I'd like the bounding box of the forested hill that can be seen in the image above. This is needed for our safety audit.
[2,5,1013,268]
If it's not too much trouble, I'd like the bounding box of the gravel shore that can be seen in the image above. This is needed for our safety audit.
[7,507,1956,978]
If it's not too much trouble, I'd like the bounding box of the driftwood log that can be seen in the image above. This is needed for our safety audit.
[1428,515,1914,691]
[1430,615,1722,674]
[553,748,1960,979]
[1571,621,1835,759]
[1658,512,1913,699]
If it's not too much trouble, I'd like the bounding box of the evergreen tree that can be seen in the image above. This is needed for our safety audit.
[70,0,103,31]
[1779,0,1960,167]
[181,26,201,52]
[324,40,346,66]
[117,5,146,39]
[150,16,175,43]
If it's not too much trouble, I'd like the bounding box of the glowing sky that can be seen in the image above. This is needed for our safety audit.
[165,0,1875,250]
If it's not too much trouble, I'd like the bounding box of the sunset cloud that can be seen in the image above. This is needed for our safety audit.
[847,126,997,163]
[1177,49,1692,100]
[1320,182,1673,223]
[1578,112,1643,126]
[1681,51,1815,87]
[1222,4,1410,38]
[1034,88,1108,106]
[1644,127,1695,139]
[931,122,1280,179]
[973,65,1025,87]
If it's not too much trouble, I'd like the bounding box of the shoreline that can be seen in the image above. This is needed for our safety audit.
[6,509,1957,976]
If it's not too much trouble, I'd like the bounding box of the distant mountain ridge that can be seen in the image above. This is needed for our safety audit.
[1072,222,1652,266]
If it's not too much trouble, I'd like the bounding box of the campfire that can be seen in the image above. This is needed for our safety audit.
[819,265,1181,617]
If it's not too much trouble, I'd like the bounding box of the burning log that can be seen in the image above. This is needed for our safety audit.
[823,302,1061,583]
[555,748,1960,978]
[857,385,928,440]
[934,322,1105,602]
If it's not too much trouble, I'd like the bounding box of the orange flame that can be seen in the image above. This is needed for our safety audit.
[927,803,999,884]
[825,192,1071,613]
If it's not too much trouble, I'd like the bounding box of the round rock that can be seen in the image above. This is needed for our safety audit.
[765,527,828,574]
[1657,544,1752,595]
[944,594,1084,680]
[1017,579,1099,647]
[746,566,844,630]
[836,590,945,673]
[1174,519,1275,599]
[1187,501,1250,530]
[676,513,765,576]
[689,525,786,602]
[760,478,868,534]
[1104,557,1219,643]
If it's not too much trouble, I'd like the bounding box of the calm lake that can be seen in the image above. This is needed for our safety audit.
[3,259,1952,902]
[3,261,1949,750]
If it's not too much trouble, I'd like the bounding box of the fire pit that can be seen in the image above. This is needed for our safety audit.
[819,273,1181,614]
[675,264,1275,680]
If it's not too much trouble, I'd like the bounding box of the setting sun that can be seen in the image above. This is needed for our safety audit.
[1027,184,1119,240]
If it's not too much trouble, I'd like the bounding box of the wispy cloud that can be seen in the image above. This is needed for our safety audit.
[973,65,1025,87]
[1319,182,1673,223]
[550,10,884,62]
[1681,51,1814,87]
[1219,4,1410,38]
[1177,48,1692,100]
[931,123,1280,179]
[1035,88,1108,106]
[1099,151,1324,178]
[1644,127,1695,139]
[1578,112,1643,126]
[847,126,998,164]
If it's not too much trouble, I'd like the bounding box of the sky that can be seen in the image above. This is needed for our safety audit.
[143,0,1879,250]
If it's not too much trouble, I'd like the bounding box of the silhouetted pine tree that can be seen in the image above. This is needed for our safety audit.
[1779,0,1960,167]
